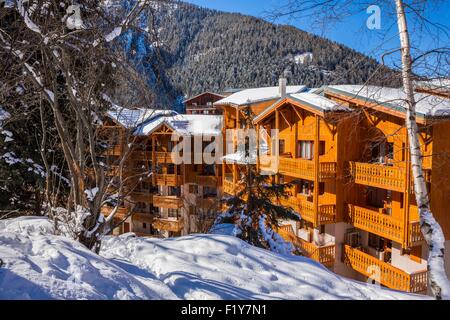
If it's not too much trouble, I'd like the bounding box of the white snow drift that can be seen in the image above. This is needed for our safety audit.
[0,217,427,300]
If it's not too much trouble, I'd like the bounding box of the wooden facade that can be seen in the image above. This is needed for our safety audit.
[184,92,225,115]
[219,84,450,294]
[101,114,222,238]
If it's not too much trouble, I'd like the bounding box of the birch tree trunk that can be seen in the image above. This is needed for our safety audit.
[395,0,450,299]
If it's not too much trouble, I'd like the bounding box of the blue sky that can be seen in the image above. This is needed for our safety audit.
[185,0,450,72]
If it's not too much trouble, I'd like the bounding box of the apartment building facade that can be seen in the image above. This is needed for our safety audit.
[100,109,223,238]
[217,80,450,294]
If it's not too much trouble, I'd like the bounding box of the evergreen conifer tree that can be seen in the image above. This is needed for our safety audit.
[212,108,300,255]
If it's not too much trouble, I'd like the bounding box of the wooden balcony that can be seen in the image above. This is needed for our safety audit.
[223,175,235,195]
[152,217,184,232]
[348,162,405,192]
[278,225,335,267]
[409,221,424,245]
[343,245,428,293]
[155,151,175,163]
[346,204,403,243]
[196,175,221,187]
[196,197,218,208]
[153,195,183,209]
[346,204,425,246]
[101,206,129,220]
[132,211,153,223]
[155,174,182,186]
[278,158,336,181]
[280,196,336,225]
[129,192,153,203]
[131,150,152,161]
[103,145,122,156]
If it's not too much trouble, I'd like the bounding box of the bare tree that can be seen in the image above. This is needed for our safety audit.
[394,0,449,299]
[0,0,166,252]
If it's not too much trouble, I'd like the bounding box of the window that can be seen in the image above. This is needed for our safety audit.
[189,184,198,194]
[319,182,325,195]
[279,139,285,154]
[168,208,179,218]
[169,186,181,197]
[368,233,383,250]
[167,141,174,152]
[203,164,215,175]
[387,142,394,160]
[297,180,314,196]
[371,141,394,164]
[344,229,361,247]
[203,186,217,198]
[143,223,147,229]
[319,141,325,156]
[297,140,314,159]
[167,164,175,174]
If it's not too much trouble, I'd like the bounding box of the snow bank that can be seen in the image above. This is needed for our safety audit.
[0,217,176,300]
[0,217,427,300]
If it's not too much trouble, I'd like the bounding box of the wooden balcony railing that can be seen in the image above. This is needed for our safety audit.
[280,197,336,225]
[129,192,153,203]
[346,204,425,246]
[223,174,235,195]
[343,245,428,293]
[278,158,336,181]
[155,152,175,163]
[277,225,335,267]
[155,174,182,186]
[196,197,218,208]
[132,211,153,223]
[348,162,405,192]
[196,175,221,187]
[104,145,122,156]
[131,150,152,161]
[101,206,129,220]
[409,221,424,245]
[153,195,183,209]
[152,217,184,232]
[346,204,403,243]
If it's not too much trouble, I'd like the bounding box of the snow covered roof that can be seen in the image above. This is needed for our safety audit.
[414,79,450,94]
[214,85,307,107]
[254,92,350,123]
[107,105,176,129]
[326,85,450,119]
[183,91,225,103]
[134,114,223,136]
[289,92,350,112]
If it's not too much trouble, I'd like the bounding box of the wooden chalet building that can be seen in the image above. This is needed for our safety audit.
[101,108,223,238]
[184,91,225,115]
[217,79,450,294]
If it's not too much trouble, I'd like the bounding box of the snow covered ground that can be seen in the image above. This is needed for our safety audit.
[0,217,428,300]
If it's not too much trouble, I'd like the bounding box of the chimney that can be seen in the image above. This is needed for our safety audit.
[279,77,287,98]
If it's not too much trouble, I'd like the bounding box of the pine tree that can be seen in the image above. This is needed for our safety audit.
[213,108,300,255]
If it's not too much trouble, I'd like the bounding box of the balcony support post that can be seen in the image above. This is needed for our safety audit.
[313,115,320,226]
[275,108,280,184]
[151,135,156,185]
[403,135,411,248]
[256,123,260,172]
